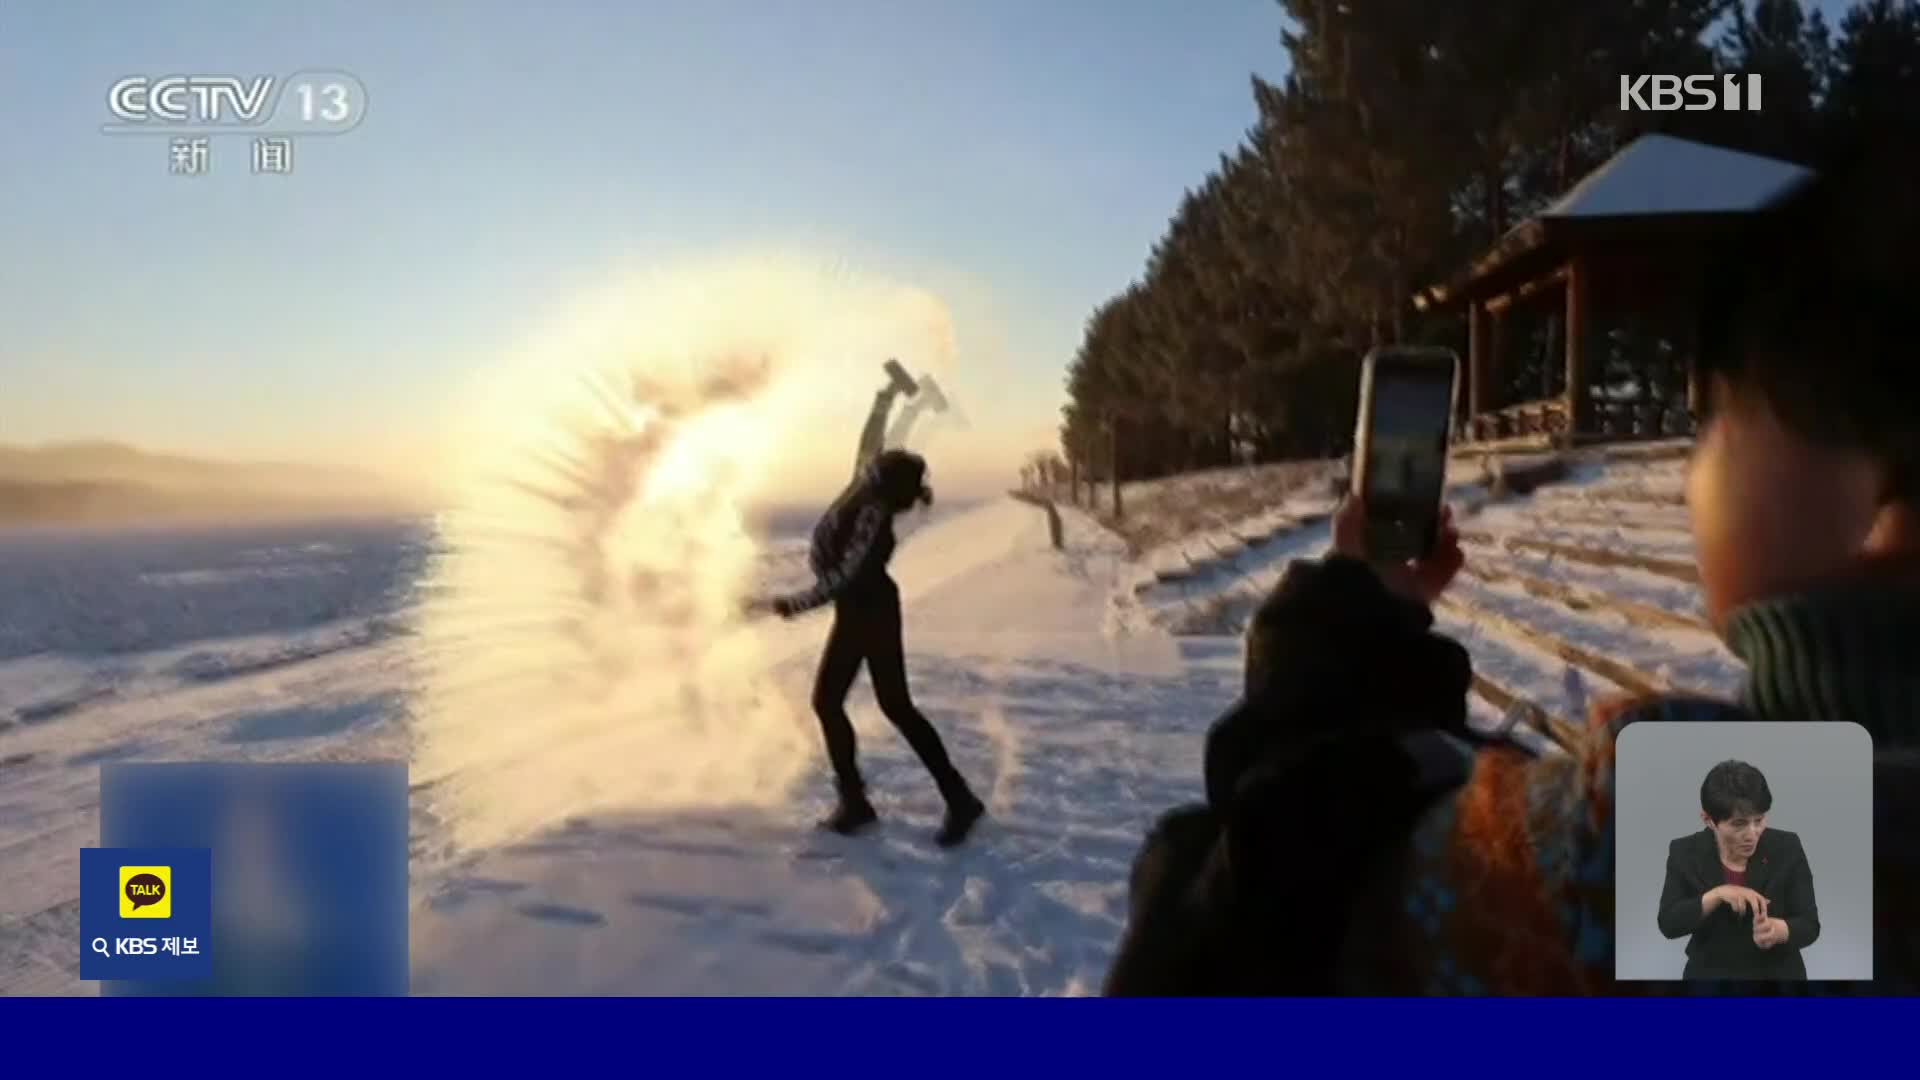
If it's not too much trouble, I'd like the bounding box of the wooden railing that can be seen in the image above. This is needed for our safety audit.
[1590,399,1695,440]
[1461,397,1571,444]
[1461,396,1695,446]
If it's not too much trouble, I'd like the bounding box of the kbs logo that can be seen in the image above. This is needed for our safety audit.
[119,864,172,919]
[1620,74,1763,112]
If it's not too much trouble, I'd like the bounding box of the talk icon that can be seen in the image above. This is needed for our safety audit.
[120,865,172,919]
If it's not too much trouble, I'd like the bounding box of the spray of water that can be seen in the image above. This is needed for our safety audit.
[409,255,958,851]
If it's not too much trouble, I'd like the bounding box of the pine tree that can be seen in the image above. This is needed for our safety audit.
[1055,0,1920,476]
[1825,0,1920,151]
[1715,0,1832,161]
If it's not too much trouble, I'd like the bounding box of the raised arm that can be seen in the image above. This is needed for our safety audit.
[854,388,899,480]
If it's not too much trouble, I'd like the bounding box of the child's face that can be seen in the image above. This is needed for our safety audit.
[1686,375,1883,629]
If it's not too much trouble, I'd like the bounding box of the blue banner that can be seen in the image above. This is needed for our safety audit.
[78,847,214,981]
[0,998,1909,1073]
[96,761,408,996]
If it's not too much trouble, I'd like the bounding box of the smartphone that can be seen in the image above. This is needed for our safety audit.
[1351,346,1460,564]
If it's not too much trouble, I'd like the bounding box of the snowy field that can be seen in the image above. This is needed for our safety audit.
[0,499,1230,996]
[0,445,1729,995]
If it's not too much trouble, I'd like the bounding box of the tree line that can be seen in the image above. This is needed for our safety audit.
[1055,0,1920,486]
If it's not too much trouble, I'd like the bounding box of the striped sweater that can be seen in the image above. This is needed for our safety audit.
[771,475,896,617]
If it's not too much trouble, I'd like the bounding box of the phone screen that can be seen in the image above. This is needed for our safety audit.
[1366,372,1453,503]
[1362,366,1454,559]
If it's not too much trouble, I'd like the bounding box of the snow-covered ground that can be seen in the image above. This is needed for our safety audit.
[0,445,1731,995]
[1070,460,1335,555]
[1114,445,1739,748]
[0,499,1231,996]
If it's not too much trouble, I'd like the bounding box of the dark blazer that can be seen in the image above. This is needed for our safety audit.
[1657,827,1820,980]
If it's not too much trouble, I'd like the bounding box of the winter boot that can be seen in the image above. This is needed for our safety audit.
[935,787,986,848]
[820,788,878,836]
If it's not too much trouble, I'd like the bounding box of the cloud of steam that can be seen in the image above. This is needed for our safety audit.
[409,255,959,851]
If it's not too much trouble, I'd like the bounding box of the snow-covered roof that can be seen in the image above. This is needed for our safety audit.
[1540,134,1813,220]
[1414,134,1818,309]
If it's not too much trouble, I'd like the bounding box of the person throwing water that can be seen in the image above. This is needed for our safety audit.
[745,360,986,847]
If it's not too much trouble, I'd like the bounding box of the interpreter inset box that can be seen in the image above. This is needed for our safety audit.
[99,762,408,995]
[1614,721,1872,982]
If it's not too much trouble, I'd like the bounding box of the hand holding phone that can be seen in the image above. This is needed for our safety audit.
[1331,495,1464,605]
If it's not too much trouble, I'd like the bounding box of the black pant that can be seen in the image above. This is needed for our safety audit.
[812,581,967,803]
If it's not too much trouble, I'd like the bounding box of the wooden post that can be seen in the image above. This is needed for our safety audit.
[1543,313,1563,400]
[1467,300,1489,421]
[1490,310,1506,403]
[1566,256,1589,437]
[1685,315,1704,429]
[1487,307,1507,439]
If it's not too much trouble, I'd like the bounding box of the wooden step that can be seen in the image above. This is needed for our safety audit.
[1461,561,1710,633]
[1598,439,1695,463]
[1457,536,1705,618]
[1456,529,1700,584]
[1512,506,1692,535]
[1488,453,1572,495]
[1534,486,1686,509]
[1145,548,1194,584]
[1202,534,1248,559]
[1230,520,1288,546]
[1437,594,1707,702]
[1468,673,1581,752]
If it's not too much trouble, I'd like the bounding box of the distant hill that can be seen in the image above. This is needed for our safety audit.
[0,442,422,526]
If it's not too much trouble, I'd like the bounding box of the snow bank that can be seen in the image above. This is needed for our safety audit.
[1113,448,1742,740]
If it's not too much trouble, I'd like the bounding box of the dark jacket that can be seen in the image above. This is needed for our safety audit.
[772,450,928,617]
[1103,556,1487,995]
[1658,827,1819,980]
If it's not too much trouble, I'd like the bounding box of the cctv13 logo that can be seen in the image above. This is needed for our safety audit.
[120,864,171,918]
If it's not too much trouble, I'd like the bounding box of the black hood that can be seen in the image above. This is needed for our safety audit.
[869,449,932,511]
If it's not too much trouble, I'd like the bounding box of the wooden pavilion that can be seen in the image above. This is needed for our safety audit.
[1414,135,1814,450]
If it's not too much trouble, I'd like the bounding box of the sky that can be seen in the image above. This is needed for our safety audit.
[0,1,1291,502]
[0,2,1863,503]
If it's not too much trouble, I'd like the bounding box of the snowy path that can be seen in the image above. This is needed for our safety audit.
[1,499,1236,996]
[408,501,1227,995]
